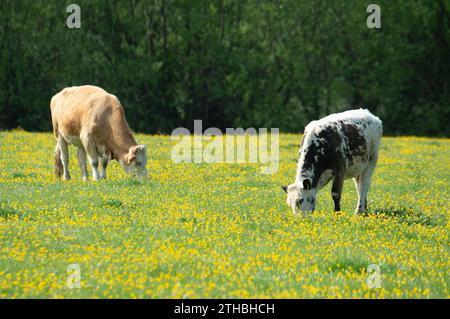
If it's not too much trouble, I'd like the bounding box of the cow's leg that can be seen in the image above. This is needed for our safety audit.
[99,157,108,180]
[80,133,100,181]
[353,176,367,209]
[331,174,344,212]
[58,135,71,181]
[354,153,379,214]
[354,176,369,214]
[77,147,89,181]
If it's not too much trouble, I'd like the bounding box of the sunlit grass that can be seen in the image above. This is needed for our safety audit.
[0,131,448,298]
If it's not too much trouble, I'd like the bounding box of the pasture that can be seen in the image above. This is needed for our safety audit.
[0,131,448,298]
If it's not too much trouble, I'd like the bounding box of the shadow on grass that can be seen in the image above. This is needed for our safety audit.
[363,206,445,227]
[321,255,402,275]
[12,172,36,179]
[281,142,299,149]
[103,199,123,208]
[119,179,143,187]
[0,201,22,219]
[323,255,369,273]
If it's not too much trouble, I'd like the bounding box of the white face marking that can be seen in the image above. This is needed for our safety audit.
[286,184,300,214]
[286,183,318,214]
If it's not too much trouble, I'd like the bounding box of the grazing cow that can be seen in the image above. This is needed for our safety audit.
[50,85,147,181]
[283,109,382,215]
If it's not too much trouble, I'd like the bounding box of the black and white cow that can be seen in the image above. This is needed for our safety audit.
[283,109,382,215]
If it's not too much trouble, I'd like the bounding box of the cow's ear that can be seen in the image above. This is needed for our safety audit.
[281,185,288,193]
[126,146,137,164]
[126,153,135,165]
[303,179,311,190]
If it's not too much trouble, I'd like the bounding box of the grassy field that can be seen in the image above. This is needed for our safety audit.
[0,131,448,298]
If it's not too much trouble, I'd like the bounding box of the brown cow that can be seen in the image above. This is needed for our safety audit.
[50,85,147,181]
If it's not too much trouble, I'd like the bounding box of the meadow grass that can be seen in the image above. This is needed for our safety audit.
[0,131,448,298]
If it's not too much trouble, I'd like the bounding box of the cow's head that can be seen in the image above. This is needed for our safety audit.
[120,144,148,177]
[282,179,317,214]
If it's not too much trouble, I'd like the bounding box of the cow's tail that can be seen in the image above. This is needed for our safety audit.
[54,145,63,178]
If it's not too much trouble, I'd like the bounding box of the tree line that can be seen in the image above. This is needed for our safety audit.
[0,0,449,135]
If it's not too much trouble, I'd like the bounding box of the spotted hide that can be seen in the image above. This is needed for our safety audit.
[283,109,382,215]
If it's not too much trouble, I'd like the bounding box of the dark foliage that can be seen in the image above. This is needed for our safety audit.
[0,0,448,135]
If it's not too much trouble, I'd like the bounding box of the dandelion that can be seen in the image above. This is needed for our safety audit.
[0,132,448,298]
